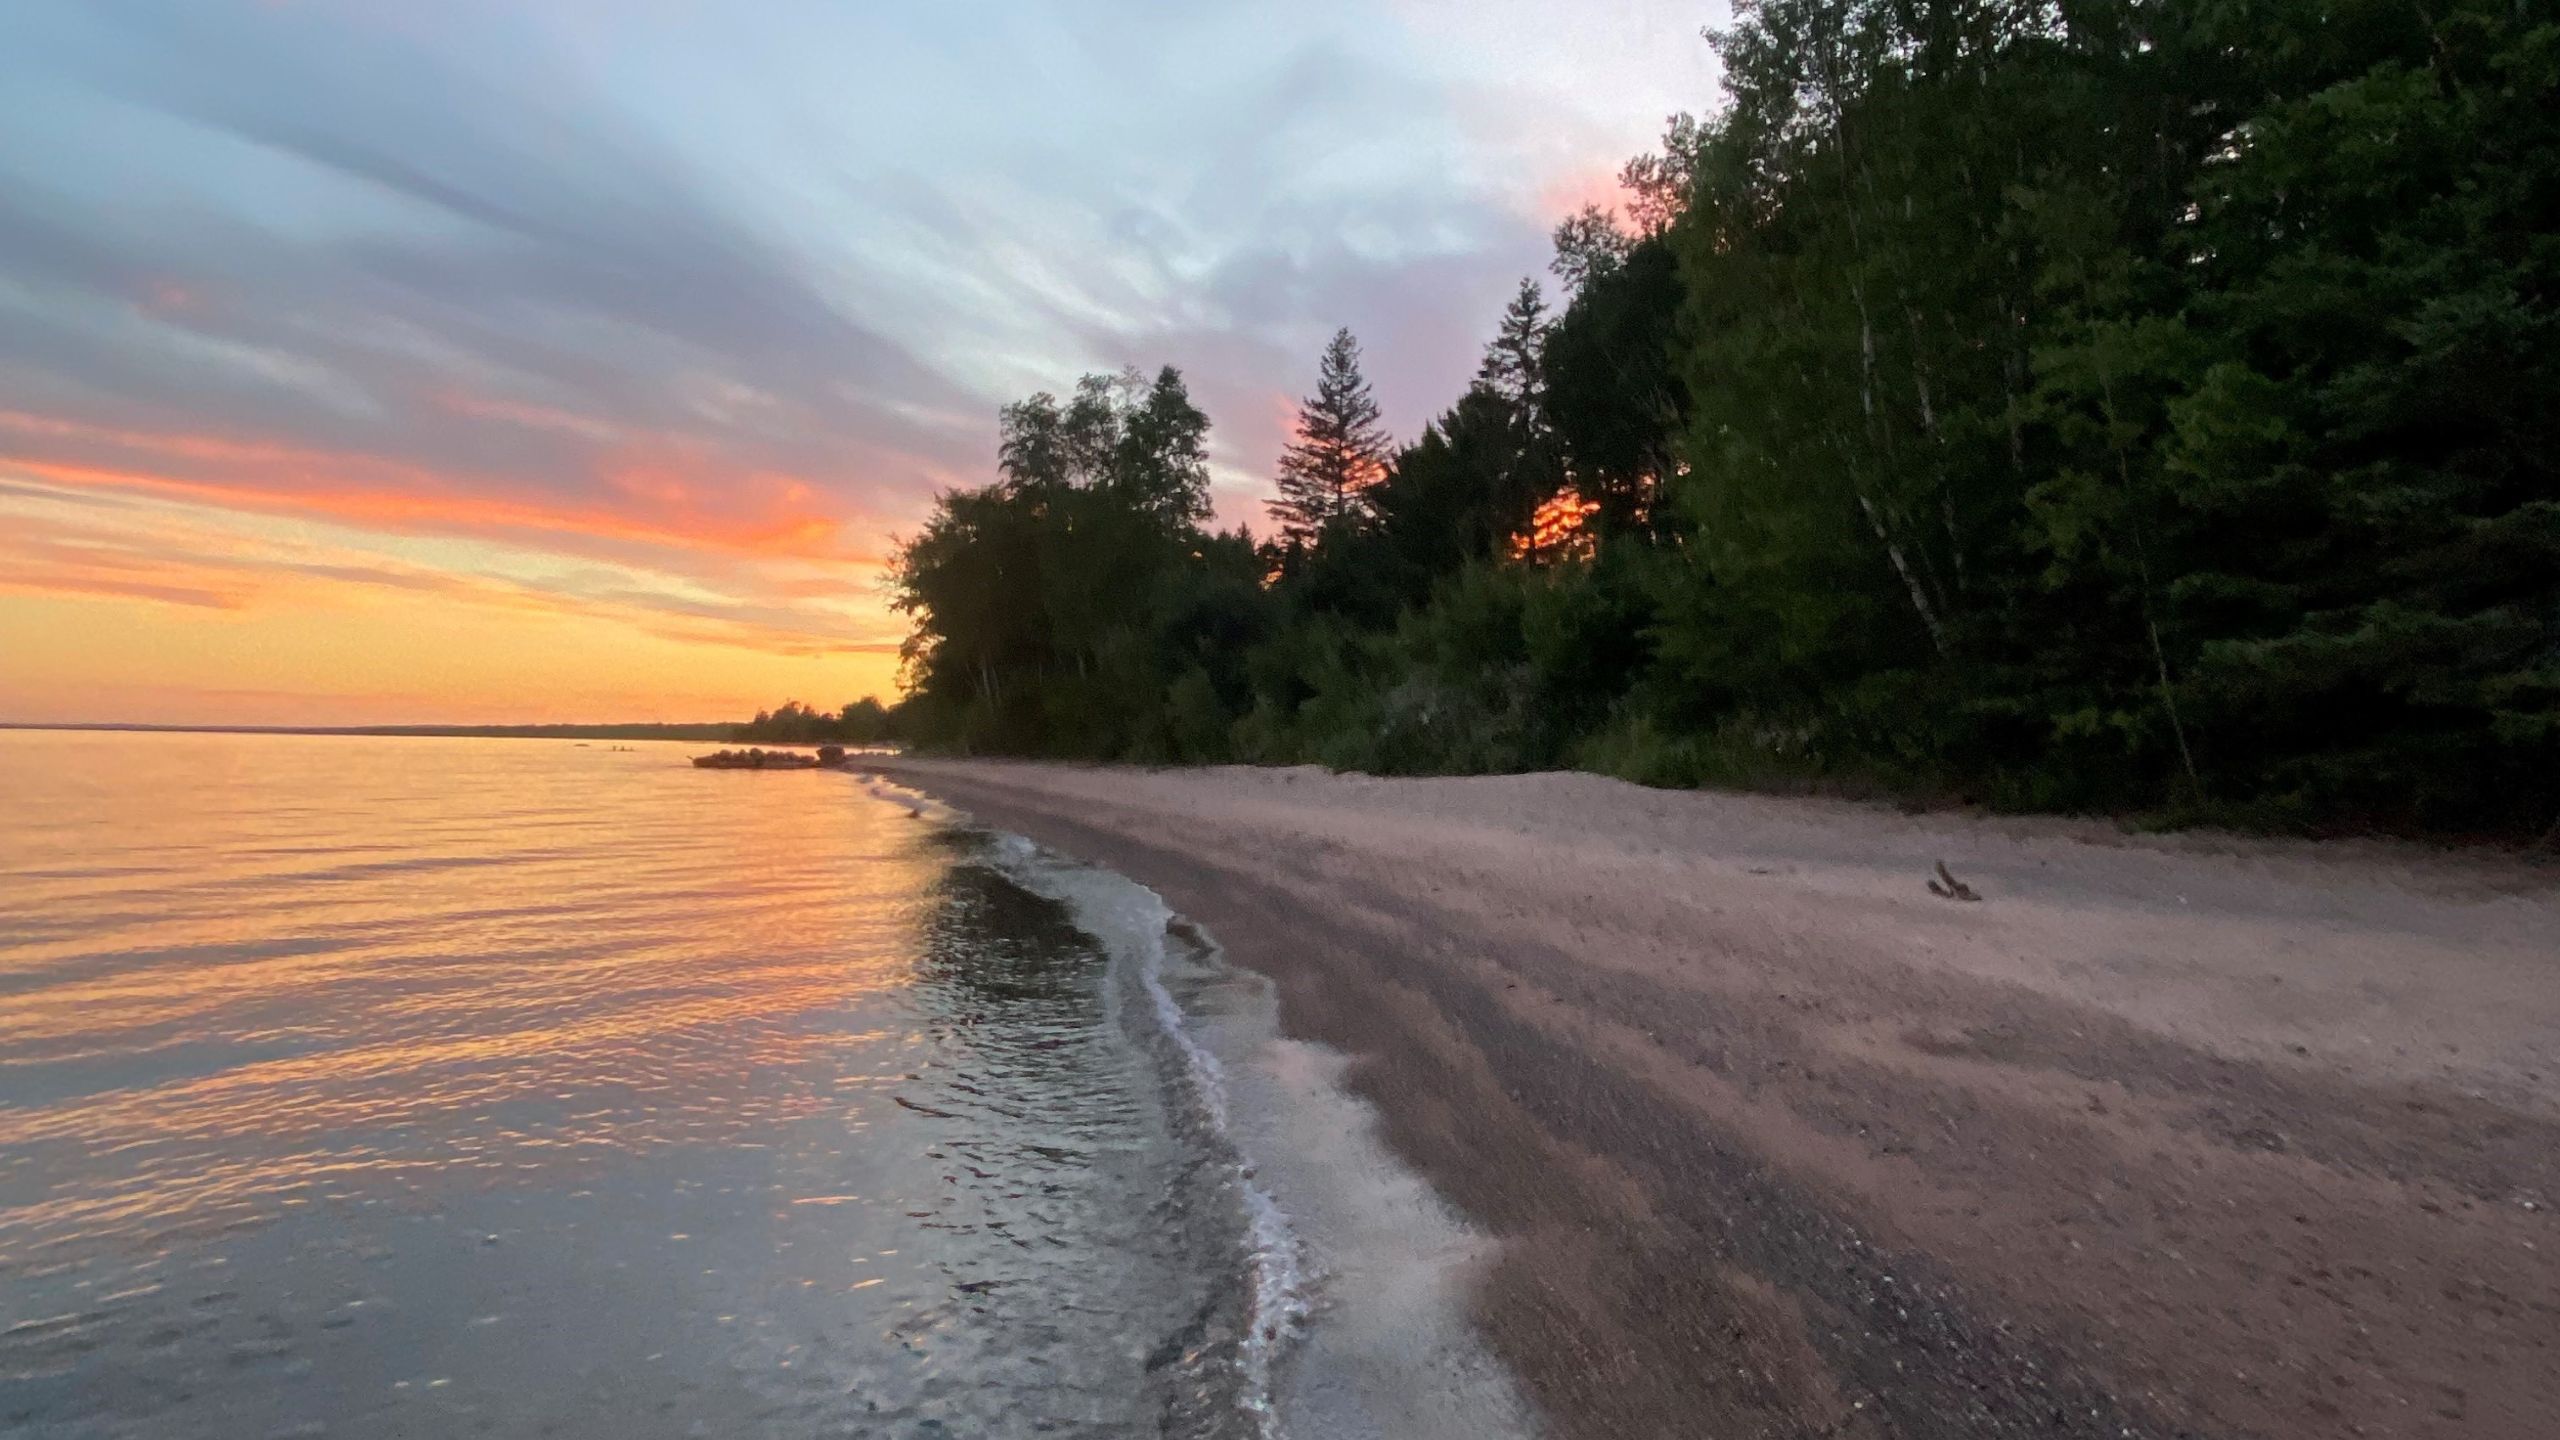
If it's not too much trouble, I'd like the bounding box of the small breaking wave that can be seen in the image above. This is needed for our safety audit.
[973,827,1311,1440]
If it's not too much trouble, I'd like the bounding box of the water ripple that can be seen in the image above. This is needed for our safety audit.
[0,731,1250,1439]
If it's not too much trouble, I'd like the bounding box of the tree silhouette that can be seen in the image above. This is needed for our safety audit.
[1266,327,1391,546]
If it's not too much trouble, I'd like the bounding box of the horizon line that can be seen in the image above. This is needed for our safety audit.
[0,720,746,737]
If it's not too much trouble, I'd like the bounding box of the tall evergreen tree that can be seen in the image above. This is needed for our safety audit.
[1266,327,1392,545]
[1477,278,1549,412]
[1475,279,1567,554]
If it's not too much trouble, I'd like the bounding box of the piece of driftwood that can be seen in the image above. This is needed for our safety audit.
[1927,859,1981,902]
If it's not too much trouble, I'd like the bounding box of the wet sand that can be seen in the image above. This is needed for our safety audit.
[873,758,2560,1440]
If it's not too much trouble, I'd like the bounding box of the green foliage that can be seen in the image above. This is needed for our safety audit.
[1545,234,1686,533]
[893,365,1273,761]
[889,0,2560,840]
[733,698,897,745]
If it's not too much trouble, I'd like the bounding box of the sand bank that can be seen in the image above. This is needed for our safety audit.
[874,758,2559,1440]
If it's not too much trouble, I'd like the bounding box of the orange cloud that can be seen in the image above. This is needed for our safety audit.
[0,511,258,609]
[0,563,253,611]
[0,494,902,665]
[0,409,886,564]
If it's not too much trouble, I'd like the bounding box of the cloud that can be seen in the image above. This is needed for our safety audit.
[0,0,1722,720]
[1,3,982,538]
[0,478,904,659]
[0,410,895,564]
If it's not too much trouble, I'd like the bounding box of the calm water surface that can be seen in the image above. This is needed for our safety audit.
[0,731,1271,1439]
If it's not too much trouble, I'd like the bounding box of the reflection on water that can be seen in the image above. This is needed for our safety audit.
[0,731,1250,1438]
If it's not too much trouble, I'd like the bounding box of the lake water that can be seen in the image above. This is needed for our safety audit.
[0,730,1538,1440]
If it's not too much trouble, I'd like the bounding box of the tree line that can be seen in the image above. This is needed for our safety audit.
[731,699,895,745]
[887,0,2558,839]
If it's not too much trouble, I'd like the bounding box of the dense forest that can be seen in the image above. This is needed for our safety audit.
[886,0,2559,839]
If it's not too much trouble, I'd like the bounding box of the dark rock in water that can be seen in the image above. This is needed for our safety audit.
[689,748,823,770]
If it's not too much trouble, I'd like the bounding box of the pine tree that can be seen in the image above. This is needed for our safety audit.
[1267,327,1391,546]
[1477,279,1565,554]
[1477,278,1549,412]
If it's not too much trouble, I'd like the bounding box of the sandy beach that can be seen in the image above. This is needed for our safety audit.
[874,758,2560,1440]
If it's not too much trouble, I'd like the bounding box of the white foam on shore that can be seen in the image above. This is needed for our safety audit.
[1157,931,1542,1440]
[980,829,1309,1440]
[897,788,1538,1440]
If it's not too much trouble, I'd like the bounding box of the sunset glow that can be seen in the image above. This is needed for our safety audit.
[0,1,1714,725]
[1514,484,1603,564]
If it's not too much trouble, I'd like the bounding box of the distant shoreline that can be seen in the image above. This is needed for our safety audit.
[0,722,741,742]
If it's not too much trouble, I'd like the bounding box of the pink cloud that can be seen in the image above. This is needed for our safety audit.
[0,408,893,565]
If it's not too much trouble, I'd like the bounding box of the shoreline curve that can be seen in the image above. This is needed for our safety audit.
[870,757,2560,1440]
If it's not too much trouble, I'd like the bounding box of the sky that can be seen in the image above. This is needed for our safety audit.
[0,1,1721,725]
